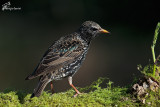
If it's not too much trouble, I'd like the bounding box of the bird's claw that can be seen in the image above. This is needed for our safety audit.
[73,92,84,98]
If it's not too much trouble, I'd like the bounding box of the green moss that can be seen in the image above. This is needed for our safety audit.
[0,78,139,107]
[0,91,21,107]
[144,89,160,107]
[1,77,160,106]
[137,64,160,80]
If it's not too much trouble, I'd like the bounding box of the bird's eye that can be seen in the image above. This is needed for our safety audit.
[91,27,97,31]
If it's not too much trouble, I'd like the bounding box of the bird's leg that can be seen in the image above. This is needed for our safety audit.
[68,76,81,97]
[50,81,54,94]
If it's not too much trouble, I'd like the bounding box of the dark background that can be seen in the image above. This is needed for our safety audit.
[0,0,160,93]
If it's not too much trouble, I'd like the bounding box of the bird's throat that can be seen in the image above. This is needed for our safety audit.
[79,32,93,45]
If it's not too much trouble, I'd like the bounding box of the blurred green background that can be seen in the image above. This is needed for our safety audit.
[0,0,160,93]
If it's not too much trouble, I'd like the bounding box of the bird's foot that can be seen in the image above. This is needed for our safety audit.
[73,92,84,97]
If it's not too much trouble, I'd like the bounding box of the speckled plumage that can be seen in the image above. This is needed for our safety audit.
[25,21,109,98]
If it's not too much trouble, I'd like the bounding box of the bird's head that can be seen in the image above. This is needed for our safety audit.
[78,21,110,40]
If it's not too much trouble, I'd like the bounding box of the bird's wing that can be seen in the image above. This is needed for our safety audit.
[26,37,84,80]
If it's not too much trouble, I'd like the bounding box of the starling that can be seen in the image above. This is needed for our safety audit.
[25,21,109,98]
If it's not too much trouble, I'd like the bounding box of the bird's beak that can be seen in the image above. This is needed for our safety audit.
[99,29,110,34]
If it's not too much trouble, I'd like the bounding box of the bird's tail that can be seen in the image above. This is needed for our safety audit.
[30,76,50,98]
